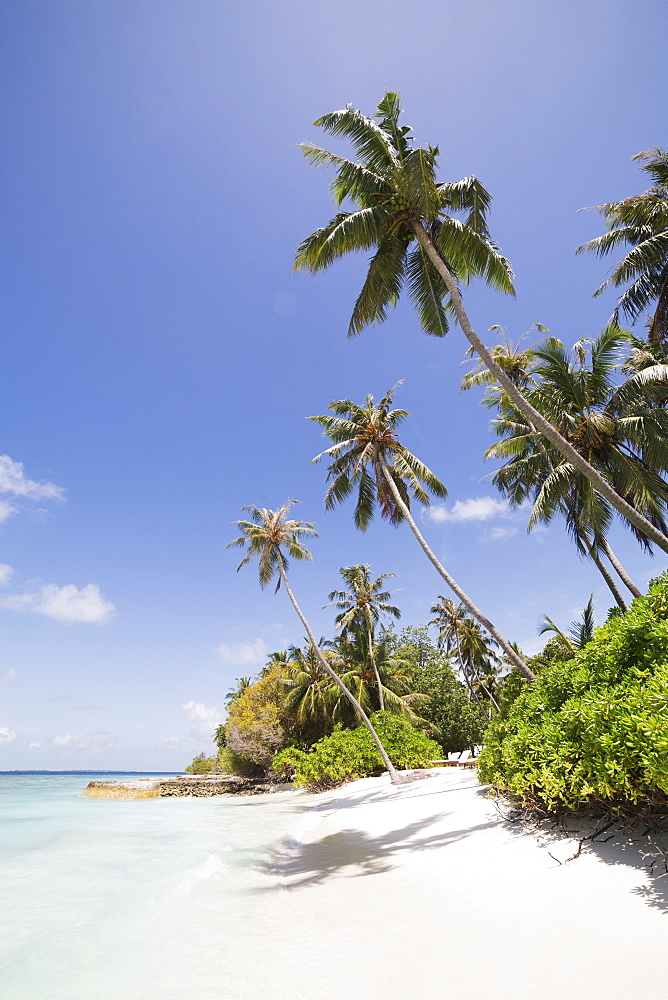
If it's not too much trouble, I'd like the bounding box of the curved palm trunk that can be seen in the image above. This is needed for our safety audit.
[648,270,668,344]
[366,620,385,711]
[411,219,668,557]
[453,631,479,704]
[469,663,501,717]
[278,563,403,783]
[451,624,498,714]
[581,532,628,611]
[380,458,536,682]
[601,539,642,599]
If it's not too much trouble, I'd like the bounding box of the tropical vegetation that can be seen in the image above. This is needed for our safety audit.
[577,147,668,342]
[194,95,668,815]
[272,713,442,791]
[295,92,668,554]
[478,573,668,814]
[204,583,490,784]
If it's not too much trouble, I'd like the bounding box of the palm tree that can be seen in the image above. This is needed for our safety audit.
[327,631,427,726]
[463,330,639,608]
[295,94,668,555]
[462,327,635,610]
[311,388,536,681]
[461,323,547,395]
[225,676,252,706]
[577,148,668,343]
[428,596,501,716]
[281,642,339,744]
[538,595,596,659]
[227,501,405,783]
[327,564,400,710]
[481,328,668,597]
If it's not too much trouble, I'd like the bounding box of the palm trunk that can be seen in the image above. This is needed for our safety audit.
[380,457,537,682]
[367,620,385,711]
[454,630,479,704]
[278,563,403,783]
[601,539,642,599]
[470,664,501,717]
[580,532,628,611]
[648,269,668,344]
[411,219,668,557]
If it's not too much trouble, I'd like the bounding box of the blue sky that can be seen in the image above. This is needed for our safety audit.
[1,0,666,768]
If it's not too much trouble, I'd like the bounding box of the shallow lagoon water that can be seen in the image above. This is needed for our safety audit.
[0,773,305,1000]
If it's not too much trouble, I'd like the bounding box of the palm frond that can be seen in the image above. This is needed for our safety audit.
[348,232,409,335]
[405,243,450,336]
[440,175,493,235]
[294,207,388,272]
[313,105,399,173]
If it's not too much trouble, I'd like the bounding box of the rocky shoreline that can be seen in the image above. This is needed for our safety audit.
[82,775,288,799]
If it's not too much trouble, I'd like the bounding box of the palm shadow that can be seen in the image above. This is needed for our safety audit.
[253,812,497,891]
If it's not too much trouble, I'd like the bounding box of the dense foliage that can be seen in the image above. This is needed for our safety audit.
[389,626,488,751]
[207,617,487,781]
[184,753,218,774]
[478,574,668,812]
[272,712,442,791]
[206,107,668,805]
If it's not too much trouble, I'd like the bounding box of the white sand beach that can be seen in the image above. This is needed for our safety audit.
[258,768,668,1000]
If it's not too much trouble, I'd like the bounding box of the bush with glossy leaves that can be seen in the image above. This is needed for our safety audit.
[477,574,668,812]
[272,711,442,791]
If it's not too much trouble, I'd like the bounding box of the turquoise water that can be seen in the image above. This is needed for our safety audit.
[0,772,305,999]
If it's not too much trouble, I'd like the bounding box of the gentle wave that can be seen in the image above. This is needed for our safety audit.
[0,773,306,999]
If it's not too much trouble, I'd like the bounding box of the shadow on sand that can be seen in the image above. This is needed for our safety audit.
[254,806,497,891]
[496,797,668,915]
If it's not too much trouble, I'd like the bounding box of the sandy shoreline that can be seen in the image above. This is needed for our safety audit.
[257,767,667,1000]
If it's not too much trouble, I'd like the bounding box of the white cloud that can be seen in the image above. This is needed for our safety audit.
[159,736,181,748]
[52,732,117,751]
[0,502,16,524]
[0,564,14,585]
[425,497,515,524]
[215,637,268,668]
[2,583,115,623]
[27,741,42,751]
[0,455,63,501]
[0,726,17,744]
[3,667,18,684]
[182,701,223,739]
[481,526,520,543]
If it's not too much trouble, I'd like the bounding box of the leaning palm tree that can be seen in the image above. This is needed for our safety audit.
[464,331,643,607]
[227,501,404,783]
[462,328,635,610]
[429,596,501,716]
[281,641,339,745]
[327,564,400,710]
[326,631,428,727]
[481,328,668,597]
[311,388,536,681]
[295,93,668,554]
[577,148,668,343]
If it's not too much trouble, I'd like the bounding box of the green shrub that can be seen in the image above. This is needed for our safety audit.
[185,753,218,774]
[272,711,442,791]
[387,626,488,751]
[478,573,668,812]
[215,745,264,778]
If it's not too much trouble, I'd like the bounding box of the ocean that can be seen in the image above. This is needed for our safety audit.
[0,772,307,1000]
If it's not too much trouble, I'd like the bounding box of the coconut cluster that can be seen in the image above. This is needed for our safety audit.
[389,194,408,213]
